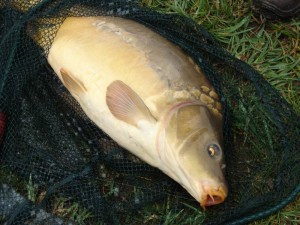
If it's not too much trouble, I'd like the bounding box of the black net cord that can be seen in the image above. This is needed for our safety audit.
[1,1,300,224]
[224,184,300,225]
[0,0,51,94]
[37,157,96,209]
[5,199,31,225]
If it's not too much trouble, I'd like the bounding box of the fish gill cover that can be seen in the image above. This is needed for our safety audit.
[0,0,299,224]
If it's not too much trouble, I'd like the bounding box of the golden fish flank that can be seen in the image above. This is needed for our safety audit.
[42,16,228,208]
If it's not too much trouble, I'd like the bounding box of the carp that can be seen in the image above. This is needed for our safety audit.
[33,16,228,208]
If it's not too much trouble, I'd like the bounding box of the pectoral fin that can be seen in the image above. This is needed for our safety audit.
[106,80,156,127]
[60,68,87,96]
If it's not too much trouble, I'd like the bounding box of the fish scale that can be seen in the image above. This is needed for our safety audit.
[30,15,228,208]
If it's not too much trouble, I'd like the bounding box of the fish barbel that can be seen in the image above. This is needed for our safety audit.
[34,16,228,208]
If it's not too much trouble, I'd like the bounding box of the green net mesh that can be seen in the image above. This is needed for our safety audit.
[0,0,299,224]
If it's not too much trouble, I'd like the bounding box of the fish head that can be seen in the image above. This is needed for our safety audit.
[164,102,227,208]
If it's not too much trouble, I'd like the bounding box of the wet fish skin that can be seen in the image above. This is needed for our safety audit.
[35,16,227,207]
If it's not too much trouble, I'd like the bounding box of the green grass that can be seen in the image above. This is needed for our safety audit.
[141,0,300,115]
[134,201,206,225]
[252,196,300,225]
[0,0,299,224]
[52,197,94,224]
[141,0,300,224]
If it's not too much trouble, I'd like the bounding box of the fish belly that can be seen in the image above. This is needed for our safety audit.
[47,16,218,167]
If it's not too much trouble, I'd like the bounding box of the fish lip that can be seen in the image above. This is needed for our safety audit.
[200,183,228,209]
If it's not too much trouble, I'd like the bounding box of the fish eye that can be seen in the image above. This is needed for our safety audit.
[207,144,221,158]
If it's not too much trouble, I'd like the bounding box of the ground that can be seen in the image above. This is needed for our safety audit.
[141,0,299,224]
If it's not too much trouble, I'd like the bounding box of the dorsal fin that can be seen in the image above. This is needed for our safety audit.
[106,80,156,127]
[60,68,87,95]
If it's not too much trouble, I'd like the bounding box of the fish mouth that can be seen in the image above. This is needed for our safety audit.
[200,184,227,209]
